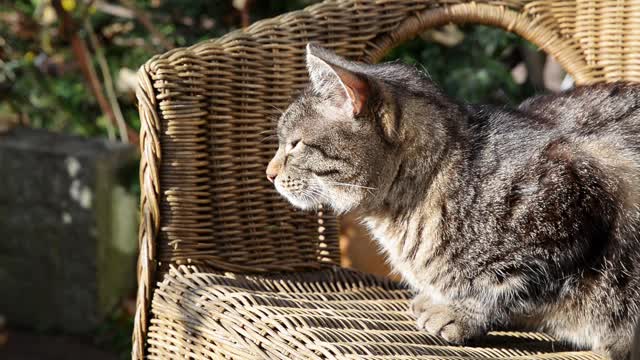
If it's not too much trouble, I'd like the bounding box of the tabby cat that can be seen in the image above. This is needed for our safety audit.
[266,44,640,359]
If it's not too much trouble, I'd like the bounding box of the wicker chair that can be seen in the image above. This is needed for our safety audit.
[133,0,640,358]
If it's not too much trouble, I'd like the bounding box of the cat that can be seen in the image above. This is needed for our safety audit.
[634,321,640,360]
[266,43,640,360]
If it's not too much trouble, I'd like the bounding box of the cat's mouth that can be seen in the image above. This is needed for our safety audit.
[273,174,372,214]
[273,176,323,210]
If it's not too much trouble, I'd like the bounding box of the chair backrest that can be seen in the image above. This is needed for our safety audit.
[133,0,640,357]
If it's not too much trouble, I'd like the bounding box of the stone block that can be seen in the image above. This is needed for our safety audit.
[0,128,138,333]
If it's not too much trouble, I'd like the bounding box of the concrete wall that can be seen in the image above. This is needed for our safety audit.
[0,128,137,332]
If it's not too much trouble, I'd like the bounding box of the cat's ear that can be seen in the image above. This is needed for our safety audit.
[306,44,369,116]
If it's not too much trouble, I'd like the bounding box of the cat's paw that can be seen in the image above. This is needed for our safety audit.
[409,293,433,318]
[414,303,471,344]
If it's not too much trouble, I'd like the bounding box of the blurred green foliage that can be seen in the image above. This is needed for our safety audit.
[0,0,538,140]
[386,25,537,105]
[0,1,541,358]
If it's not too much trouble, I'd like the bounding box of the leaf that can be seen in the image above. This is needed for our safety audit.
[62,0,76,12]
[40,5,58,25]
[232,0,247,11]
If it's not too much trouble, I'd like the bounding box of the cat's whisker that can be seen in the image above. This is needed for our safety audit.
[267,104,285,113]
[307,187,331,202]
[324,181,377,190]
[260,134,278,143]
[300,189,325,208]
[266,115,281,123]
[416,63,432,80]
[304,187,323,200]
[298,190,313,204]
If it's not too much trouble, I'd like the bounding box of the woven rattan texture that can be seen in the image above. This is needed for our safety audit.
[134,0,640,358]
[147,266,602,359]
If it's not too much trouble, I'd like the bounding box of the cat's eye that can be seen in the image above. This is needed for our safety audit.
[286,139,302,153]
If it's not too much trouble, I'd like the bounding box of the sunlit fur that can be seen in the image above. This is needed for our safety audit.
[268,44,640,359]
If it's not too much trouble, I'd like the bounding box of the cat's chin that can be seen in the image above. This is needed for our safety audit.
[286,197,320,211]
[278,191,320,211]
[283,193,354,214]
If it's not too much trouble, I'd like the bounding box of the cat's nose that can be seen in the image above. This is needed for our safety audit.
[266,160,281,183]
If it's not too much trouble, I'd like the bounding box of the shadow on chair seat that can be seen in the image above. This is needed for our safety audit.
[146,266,601,359]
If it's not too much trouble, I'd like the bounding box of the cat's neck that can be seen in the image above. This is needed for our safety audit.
[366,105,470,221]
[357,109,470,264]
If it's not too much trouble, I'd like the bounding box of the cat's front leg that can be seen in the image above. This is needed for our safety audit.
[409,293,433,317]
[410,293,485,344]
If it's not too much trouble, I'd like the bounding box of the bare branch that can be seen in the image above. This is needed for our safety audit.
[51,0,139,145]
[85,19,128,143]
[94,1,134,19]
[118,0,173,51]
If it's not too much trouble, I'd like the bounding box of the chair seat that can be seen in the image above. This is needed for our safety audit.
[146,266,601,359]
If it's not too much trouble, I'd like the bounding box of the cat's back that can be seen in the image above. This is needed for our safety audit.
[518,82,640,139]
[461,85,640,227]
[457,84,640,279]
[464,83,640,169]
[517,83,640,182]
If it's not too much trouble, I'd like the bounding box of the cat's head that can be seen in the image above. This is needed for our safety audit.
[266,44,431,213]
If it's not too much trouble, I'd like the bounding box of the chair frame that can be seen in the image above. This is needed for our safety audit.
[133,0,640,358]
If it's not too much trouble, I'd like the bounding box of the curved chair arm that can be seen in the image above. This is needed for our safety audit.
[134,0,640,358]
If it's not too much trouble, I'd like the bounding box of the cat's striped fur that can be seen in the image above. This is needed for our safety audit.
[267,44,640,359]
